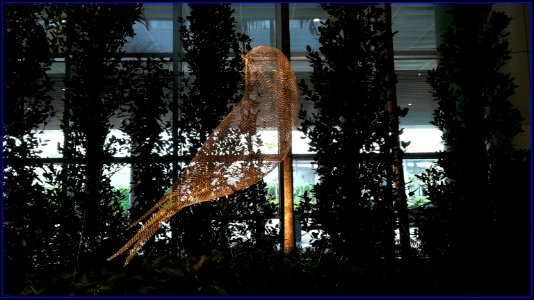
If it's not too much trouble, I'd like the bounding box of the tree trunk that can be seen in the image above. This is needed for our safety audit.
[277,3,295,255]
[384,4,411,258]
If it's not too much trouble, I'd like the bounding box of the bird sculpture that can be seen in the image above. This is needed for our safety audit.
[108,46,298,266]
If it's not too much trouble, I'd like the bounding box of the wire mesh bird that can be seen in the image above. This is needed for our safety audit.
[107,46,298,266]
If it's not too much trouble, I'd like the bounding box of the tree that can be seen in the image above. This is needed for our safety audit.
[298,4,400,263]
[418,4,529,293]
[3,4,57,294]
[50,3,144,262]
[118,56,174,256]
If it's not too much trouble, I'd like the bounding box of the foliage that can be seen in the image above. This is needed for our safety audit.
[3,4,59,294]
[178,4,251,154]
[50,4,144,263]
[117,55,174,254]
[13,244,443,296]
[405,175,430,209]
[4,5,55,135]
[3,3,146,295]
[418,4,530,293]
[17,254,225,296]
[266,183,316,205]
[113,186,130,216]
[298,4,401,263]
[407,196,430,209]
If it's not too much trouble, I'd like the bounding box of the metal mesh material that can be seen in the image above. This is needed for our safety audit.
[108,46,298,265]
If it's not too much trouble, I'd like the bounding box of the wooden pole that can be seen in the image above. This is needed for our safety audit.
[276,3,295,254]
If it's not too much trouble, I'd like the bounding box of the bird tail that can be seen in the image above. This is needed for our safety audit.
[107,199,176,265]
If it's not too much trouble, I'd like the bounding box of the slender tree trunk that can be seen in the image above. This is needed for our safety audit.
[283,146,295,254]
[277,3,295,255]
[384,4,410,258]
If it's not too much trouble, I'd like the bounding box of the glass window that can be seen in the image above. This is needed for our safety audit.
[34,164,61,188]
[397,68,439,129]
[103,129,129,157]
[123,4,174,54]
[233,4,277,48]
[400,126,443,153]
[292,130,314,154]
[34,130,64,158]
[47,60,66,75]
[288,4,327,55]
[391,4,436,51]
[263,165,279,204]
[262,159,321,247]
[293,159,318,203]
[262,159,319,204]
[394,59,437,71]
[107,164,131,187]
[403,158,438,209]
[293,159,320,247]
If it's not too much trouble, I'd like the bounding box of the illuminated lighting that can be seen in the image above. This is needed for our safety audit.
[313,18,320,23]
[283,147,295,255]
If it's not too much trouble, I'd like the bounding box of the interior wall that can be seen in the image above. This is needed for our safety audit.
[493,4,531,150]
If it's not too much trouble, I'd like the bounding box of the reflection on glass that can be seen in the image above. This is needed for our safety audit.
[233,4,276,48]
[124,4,174,54]
[391,4,436,51]
[289,3,326,56]
[124,21,173,53]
